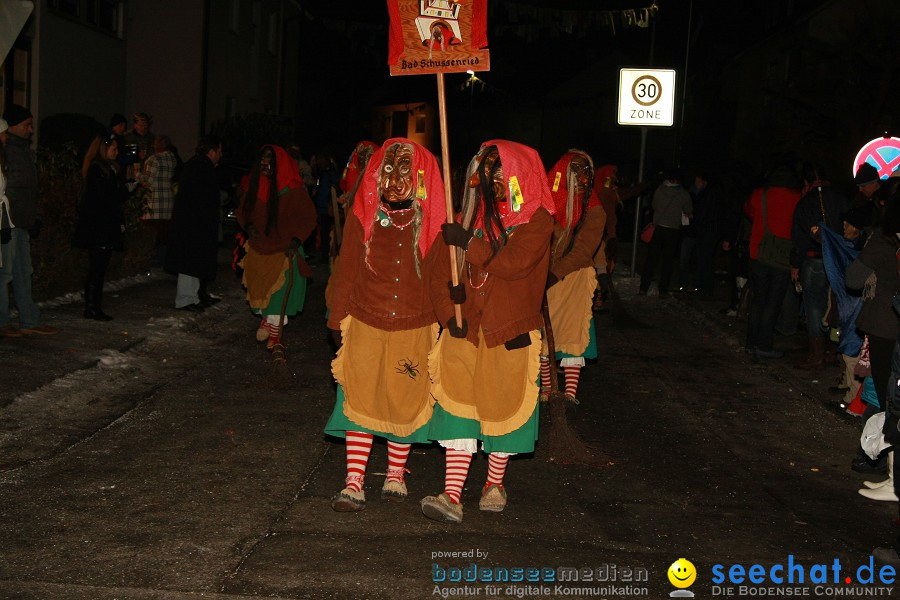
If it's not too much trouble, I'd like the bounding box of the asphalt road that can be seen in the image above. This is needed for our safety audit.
[0,248,895,599]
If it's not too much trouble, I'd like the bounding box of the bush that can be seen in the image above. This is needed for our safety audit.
[31,144,155,300]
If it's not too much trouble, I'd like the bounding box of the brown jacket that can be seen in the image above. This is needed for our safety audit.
[550,205,606,279]
[237,186,317,256]
[430,208,553,348]
[326,213,438,331]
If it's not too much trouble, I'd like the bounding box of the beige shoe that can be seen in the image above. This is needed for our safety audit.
[479,484,507,512]
[255,320,269,342]
[381,467,408,501]
[381,478,408,502]
[331,487,366,512]
[421,493,463,523]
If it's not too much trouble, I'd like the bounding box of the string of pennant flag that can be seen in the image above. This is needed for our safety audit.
[493,1,660,37]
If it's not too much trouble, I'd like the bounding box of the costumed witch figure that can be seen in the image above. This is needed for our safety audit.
[324,140,379,308]
[592,164,646,310]
[237,145,317,349]
[421,140,555,523]
[541,150,606,401]
[339,141,378,205]
[324,138,445,512]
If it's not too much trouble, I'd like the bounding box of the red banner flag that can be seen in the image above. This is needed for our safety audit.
[388,0,490,76]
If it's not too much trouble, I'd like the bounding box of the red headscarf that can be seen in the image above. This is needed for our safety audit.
[240,145,304,202]
[477,139,555,230]
[547,150,601,229]
[353,137,445,257]
[340,140,378,193]
[595,165,618,190]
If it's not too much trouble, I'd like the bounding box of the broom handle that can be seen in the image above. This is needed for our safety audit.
[437,72,463,326]
[541,294,561,393]
[278,248,296,333]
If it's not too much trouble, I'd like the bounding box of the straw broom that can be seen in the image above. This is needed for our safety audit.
[541,294,610,466]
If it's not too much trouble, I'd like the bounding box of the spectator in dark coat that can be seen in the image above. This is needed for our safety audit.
[73,135,127,320]
[164,135,223,312]
[690,171,730,297]
[790,165,850,370]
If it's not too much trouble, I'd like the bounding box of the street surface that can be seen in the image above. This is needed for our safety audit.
[0,248,894,599]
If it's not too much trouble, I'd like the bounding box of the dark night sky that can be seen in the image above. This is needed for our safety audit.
[294,0,834,167]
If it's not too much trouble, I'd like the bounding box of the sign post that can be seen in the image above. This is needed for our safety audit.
[853,136,900,180]
[617,68,676,275]
[388,0,489,323]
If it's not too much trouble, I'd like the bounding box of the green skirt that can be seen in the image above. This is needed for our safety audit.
[256,250,308,318]
[555,316,597,360]
[427,402,539,454]
[324,384,432,444]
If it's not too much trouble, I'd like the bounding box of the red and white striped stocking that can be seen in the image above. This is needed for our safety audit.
[486,453,509,488]
[540,355,552,390]
[443,449,473,504]
[563,365,581,399]
[386,441,411,482]
[344,431,373,492]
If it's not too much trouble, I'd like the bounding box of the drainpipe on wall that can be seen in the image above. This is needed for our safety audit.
[199,0,210,136]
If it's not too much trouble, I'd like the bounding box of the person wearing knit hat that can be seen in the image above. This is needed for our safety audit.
[0,104,59,336]
[3,104,31,128]
[421,140,555,523]
[539,150,605,404]
[109,114,127,133]
[855,162,882,205]
[855,162,880,187]
[324,138,445,513]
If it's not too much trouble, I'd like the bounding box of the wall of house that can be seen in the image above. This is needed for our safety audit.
[125,0,204,159]
[35,5,126,134]
[204,0,283,130]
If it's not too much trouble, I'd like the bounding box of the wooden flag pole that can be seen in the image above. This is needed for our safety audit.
[437,72,463,326]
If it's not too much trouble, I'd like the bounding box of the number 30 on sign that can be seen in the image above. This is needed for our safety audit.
[617,68,676,127]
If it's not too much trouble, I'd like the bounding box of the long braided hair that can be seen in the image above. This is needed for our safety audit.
[559,152,595,257]
[458,146,507,255]
[242,146,280,235]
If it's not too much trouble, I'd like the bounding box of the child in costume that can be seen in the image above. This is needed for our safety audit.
[324,138,445,512]
[237,145,317,349]
[541,150,606,401]
[421,140,555,523]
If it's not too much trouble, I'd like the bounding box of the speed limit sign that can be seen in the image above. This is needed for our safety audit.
[617,68,676,127]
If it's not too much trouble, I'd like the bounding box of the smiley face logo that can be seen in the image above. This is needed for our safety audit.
[668,558,697,588]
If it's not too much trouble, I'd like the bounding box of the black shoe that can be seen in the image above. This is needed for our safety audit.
[658,292,671,299]
[199,293,222,307]
[851,455,887,474]
[828,385,850,395]
[177,303,205,313]
[83,308,113,321]
[754,348,784,359]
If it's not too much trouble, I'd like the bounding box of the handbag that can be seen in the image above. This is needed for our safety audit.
[0,202,11,245]
[756,188,792,271]
[640,223,655,244]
